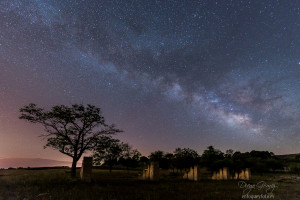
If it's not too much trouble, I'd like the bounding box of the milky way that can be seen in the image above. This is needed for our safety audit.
[0,0,300,160]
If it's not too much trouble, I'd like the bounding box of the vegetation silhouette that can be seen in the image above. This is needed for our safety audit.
[173,148,200,171]
[92,136,141,172]
[18,103,286,177]
[147,146,284,174]
[19,103,121,177]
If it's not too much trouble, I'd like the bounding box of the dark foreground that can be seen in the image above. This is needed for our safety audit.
[0,169,299,200]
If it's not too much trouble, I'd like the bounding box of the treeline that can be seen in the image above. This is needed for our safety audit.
[95,144,293,173]
[19,103,299,177]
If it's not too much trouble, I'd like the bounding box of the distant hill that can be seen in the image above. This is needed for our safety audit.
[0,158,75,169]
[276,153,300,159]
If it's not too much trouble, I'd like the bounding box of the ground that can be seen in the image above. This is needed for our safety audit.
[0,169,300,200]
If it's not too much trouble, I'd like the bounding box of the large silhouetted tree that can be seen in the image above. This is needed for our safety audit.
[19,103,121,177]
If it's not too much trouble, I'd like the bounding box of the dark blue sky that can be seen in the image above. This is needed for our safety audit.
[0,0,299,161]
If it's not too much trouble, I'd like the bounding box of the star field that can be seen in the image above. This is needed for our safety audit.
[0,0,300,160]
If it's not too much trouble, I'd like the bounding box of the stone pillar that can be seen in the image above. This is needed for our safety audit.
[80,157,93,182]
[149,161,159,181]
[218,168,223,180]
[216,171,220,180]
[183,166,200,181]
[244,168,251,180]
[212,171,217,180]
[239,170,245,180]
[234,172,239,180]
[142,168,148,180]
[193,165,200,181]
[183,170,188,179]
[187,166,194,180]
[222,167,229,180]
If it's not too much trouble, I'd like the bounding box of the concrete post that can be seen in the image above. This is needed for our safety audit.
[80,157,93,182]
[244,168,251,180]
[149,161,159,181]
[222,167,229,180]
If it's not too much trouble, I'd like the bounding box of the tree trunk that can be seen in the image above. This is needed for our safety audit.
[71,159,77,178]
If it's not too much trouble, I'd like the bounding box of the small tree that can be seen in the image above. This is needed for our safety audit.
[93,137,141,172]
[93,136,124,172]
[173,148,199,171]
[148,150,173,169]
[225,149,234,158]
[19,103,121,177]
[163,153,174,170]
[149,150,164,162]
[119,147,141,170]
[201,146,224,171]
[139,156,149,168]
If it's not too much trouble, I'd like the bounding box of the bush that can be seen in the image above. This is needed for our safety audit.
[290,165,300,173]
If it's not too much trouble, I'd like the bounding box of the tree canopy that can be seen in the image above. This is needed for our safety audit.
[19,103,121,177]
[173,148,200,170]
[93,136,141,171]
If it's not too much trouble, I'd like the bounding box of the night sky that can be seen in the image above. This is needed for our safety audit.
[0,0,300,162]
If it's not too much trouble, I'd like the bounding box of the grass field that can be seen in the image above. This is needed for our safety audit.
[0,168,300,200]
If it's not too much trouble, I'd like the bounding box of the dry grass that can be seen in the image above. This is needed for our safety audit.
[0,169,299,200]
